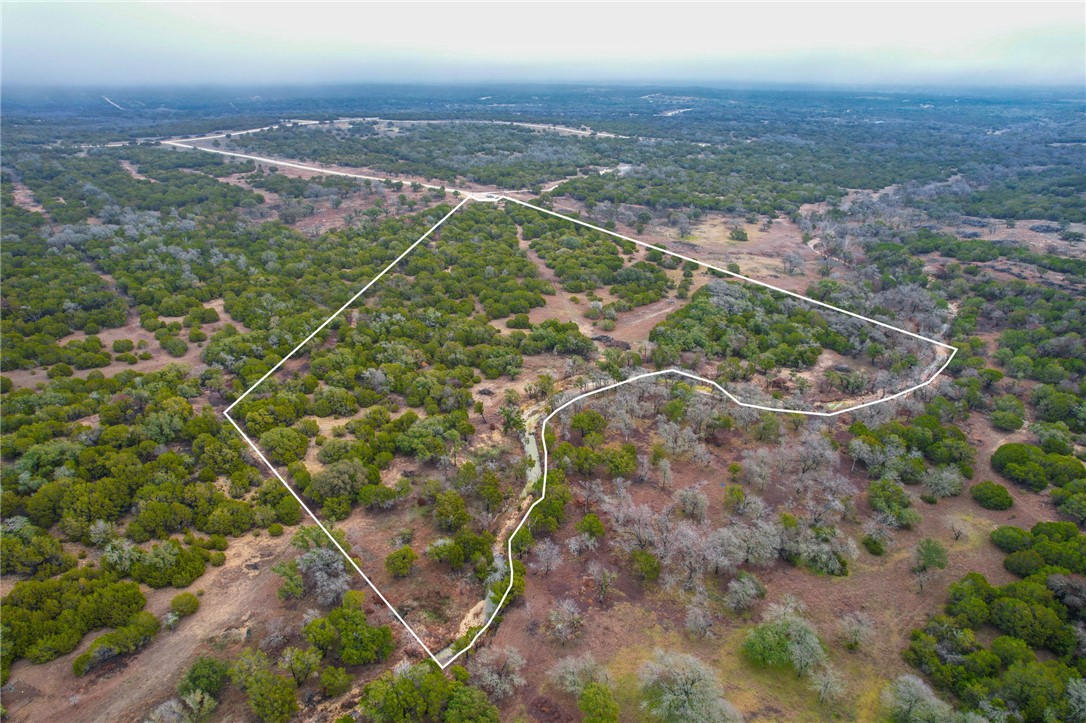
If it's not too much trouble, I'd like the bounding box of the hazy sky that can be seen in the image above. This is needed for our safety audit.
[3,2,1083,88]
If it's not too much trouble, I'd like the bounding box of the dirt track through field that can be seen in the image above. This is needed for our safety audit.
[4,533,295,723]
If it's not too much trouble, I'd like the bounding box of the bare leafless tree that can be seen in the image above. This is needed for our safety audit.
[529,539,563,576]
[575,477,606,513]
[703,527,743,577]
[469,646,526,700]
[809,664,846,703]
[838,610,874,652]
[783,251,806,275]
[548,653,612,696]
[547,598,584,644]
[685,601,714,639]
[677,483,709,522]
[725,572,766,613]
[297,547,349,607]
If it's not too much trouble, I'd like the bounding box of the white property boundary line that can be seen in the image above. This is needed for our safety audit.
[163,134,466,195]
[171,135,957,666]
[223,198,470,664]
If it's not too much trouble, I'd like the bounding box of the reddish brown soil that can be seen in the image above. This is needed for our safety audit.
[478,378,1063,721]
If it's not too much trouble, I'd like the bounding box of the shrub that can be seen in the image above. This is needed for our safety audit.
[320,666,352,698]
[862,534,886,556]
[991,410,1024,432]
[160,336,188,357]
[170,592,200,617]
[742,602,825,676]
[868,479,919,529]
[179,656,229,698]
[258,427,310,466]
[1053,479,1086,523]
[322,496,350,521]
[991,526,1033,553]
[507,314,532,329]
[630,549,661,582]
[990,636,1035,668]
[242,670,298,723]
[742,620,793,668]
[359,662,498,722]
[72,612,161,676]
[48,363,74,378]
[384,546,418,578]
[305,592,394,666]
[1003,550,1045,577]
[433,491,470,531]
[575,513,605,539]
[579,681,620,723]
[970,481,1013,510]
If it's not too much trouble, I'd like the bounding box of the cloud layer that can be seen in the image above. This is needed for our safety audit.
[3,2,1082,88]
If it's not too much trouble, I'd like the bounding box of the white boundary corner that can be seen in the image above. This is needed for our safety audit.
[180,135,958,667]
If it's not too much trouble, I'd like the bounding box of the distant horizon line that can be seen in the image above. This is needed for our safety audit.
[3,79,1084,98]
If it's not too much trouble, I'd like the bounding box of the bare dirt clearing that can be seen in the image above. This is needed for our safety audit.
[9,181,46,214]
[940,218,1086,261]
[646,214,824,295]
[542,202,824,296]
[118,160,156,183]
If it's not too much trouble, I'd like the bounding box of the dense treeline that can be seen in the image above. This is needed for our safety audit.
[0,364,301,680]
[1,567,146,680]
[908,167,1086,223]
[920,254,1086,438]
[8,83,1083,219]
[244,168,364,199]
[905,522,1086,721]
[905,229,1086,280]
[0,181,46,236]
[5,148,260,223]
[652,280,832,372]
[991,442,1085,492]
[238,121,618,189]
[227,91,1086,222]
[650,278,928,393]
[1,235,128,369]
